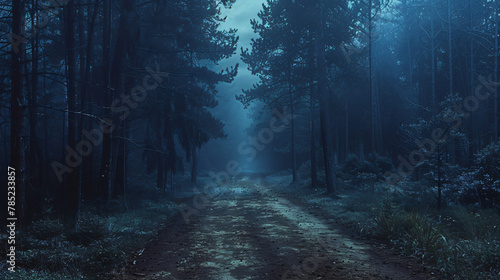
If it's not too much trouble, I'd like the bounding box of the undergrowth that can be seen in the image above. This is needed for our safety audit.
[359,191,499,279]
[0,199,177,280]
[302,176,500,279]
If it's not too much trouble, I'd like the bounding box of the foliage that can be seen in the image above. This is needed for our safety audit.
[341,154,375,175]
[468,143,500,209]
[444,143,500,210]
[140,0,236,180]
[451,206,500,240]
[339,153,392,191]
[341,153,391,176]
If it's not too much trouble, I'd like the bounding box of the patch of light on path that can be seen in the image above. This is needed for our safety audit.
[259,185,371,266]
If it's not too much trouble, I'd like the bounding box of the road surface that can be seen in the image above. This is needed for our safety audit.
[117,177,435,280]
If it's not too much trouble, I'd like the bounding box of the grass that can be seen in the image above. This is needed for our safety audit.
[300,178,500,279]
[0,199,178,280]
[370,194,499,279]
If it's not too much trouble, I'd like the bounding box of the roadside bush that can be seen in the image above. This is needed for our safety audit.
[351,172,378,191]
[469,143,500,209]
[341,154,375,175]
[366,153,393,174]
[446,143,500,210]
[342,153,392,175]
[406,212,445,258]
[391,181,436,211]
[373,199,408,239]
[341,153,393,191]
[373,199,500,278]
[374,200,445,261]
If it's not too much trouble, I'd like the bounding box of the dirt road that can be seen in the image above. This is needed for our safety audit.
[117,177,436,280]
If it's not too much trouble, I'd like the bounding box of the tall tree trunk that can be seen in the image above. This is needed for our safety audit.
[469,0,476,163]
[10,0,26,221]
[77,0,85,200]
[191,148,198,184]
[98,0,112,208]
[431,0,436,111]
[369,0,375,154]
[163,160,168,190]
[59,8,69,217]
[123,120,129,206]
[287,63,297,182]
[113,128,125,197]
[448,0,453,98]
[494,4,499,141]
[43,56,49,197]
[64,0,80,228]
[113,12,139,200]
[290,87,297,182]
[315,0,336,194]
[310,88,317,189]
[80,1,98,200]
[345,96,349,158]
[29,0,43,197]
[170,170,174,192]
[157,157,164,190]
[108,0,134,202]
[374,71,383,154]
[156,118,165,191]
[407,35,414,104]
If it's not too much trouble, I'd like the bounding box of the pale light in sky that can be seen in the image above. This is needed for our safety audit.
[218,0,265,79]
[199,0,266,169]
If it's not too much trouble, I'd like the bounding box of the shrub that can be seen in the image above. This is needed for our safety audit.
[406,212,445,258]
[373,198,409,239]
[341,153,392,190]
[373,199,499,278]
[341,154,375,175]
[373,200,445,262]
[471,143,500,209]
[392,182,436,211]
[451,143,500,209]
[451,206,500,240]
[366,153,393,174]
[351,172,378,191]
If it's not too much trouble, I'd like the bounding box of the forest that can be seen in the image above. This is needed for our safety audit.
[0,0,499,279]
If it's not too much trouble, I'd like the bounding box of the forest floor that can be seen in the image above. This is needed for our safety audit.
[116,174,440,280]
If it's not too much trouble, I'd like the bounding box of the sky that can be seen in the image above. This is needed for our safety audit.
[211,0,264,125]
[198,0,266,171]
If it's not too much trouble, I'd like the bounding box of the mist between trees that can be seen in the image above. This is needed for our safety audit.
[179,106,293,224]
